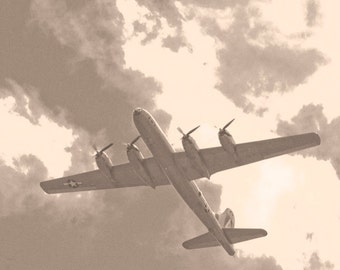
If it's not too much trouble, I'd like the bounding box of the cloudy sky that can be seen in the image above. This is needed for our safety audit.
[1,0,339,269]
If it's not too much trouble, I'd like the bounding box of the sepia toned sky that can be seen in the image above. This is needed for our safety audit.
[1,0,339,269]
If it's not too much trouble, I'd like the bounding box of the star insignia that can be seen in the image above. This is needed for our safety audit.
[63,179,82,188]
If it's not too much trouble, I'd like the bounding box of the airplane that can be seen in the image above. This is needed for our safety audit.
[40,108,321,255]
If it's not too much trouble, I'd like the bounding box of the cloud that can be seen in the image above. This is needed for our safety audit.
[0,155,47,216]
[304,252,334,270]
[30,0,162,109]
[0,0,170,142]
[277,103,340,180]
[162,33,189,52]
[305,0,321,27]
[0,79,108,220]
[135,0,251,30]
[0,2,291,269]
[0,80,40,125]
[0,152,104,223]
[132,0,251,51]
[127,1,327,115]
[199,6,327,115]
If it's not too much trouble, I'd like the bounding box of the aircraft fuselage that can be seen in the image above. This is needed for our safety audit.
[133,108,235,255]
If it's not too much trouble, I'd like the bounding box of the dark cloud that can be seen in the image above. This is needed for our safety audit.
[0,0,170,142]
[0,183,283,270]
[139,15,163,45]
[135,0,251,29]
[162,33,189,52]
[277,104,340,180]
[305,0,321,27]
[0,155,47,216]
[134,0,183,28]
[0,79,73,128]
[231,253,283,270]
[133,0,250,51]
[29,0,161,110]
[200,7,327,115]
[304,252,334,270]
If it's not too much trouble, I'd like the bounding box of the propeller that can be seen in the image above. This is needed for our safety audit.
[125,135,141,151]
[177,125,200,139]
[222,119,235,130]
[219,119,235,135]
[93,143,113,158]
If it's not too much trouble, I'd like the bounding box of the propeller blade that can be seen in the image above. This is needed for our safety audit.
[92,144,98,153]
[222,119,235,130]
[177,127,185,136]
[100,143,113,153]
[130,135,141,145]
[187,125,200,136]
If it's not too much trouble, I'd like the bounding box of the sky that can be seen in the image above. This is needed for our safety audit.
[0,0,339,269]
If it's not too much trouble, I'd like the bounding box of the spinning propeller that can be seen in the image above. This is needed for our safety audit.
[177,125,200,139]
[92,143,113,158]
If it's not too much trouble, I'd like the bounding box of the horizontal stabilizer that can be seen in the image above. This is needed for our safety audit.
[182,228,267,250]
[223,228,267,244]
[182,232,218,249]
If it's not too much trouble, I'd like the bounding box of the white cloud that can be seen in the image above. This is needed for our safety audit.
[0,79,107,219]
[0,88,74,178]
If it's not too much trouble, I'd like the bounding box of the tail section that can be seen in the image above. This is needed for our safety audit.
[182,228,267,250]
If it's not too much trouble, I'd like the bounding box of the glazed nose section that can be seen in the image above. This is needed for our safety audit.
[133,108,143,117]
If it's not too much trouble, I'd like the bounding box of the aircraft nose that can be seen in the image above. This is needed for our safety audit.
[133,108,143,116]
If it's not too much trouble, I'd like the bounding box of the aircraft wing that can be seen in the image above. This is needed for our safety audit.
[40,158,169,194]
[175,132,320,179]
[41,133,320,193]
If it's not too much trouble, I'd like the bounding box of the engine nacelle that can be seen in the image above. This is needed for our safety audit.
[127,145,155,188]
[95,152,115,183]
[182,137,210,179]
[218,131,236,154]
[215,208,235,228]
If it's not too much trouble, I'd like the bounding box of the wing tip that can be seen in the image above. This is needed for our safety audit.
[182,242,190,249]
[40,181,52,194]
[311,132,321,146]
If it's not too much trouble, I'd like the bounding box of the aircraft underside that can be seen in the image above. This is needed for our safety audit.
[40,107,321,255]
